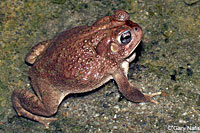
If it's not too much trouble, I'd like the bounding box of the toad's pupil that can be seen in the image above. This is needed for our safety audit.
[120,31,131,45]
[134,27,138,31]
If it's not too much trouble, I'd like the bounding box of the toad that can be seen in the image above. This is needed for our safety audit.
[12,9,161,127]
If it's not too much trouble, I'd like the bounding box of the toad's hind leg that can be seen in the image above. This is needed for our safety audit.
[25,39,53,64]
[12,86,66,128]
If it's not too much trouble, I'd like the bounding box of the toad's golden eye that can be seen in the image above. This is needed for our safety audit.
[119,30,132,45]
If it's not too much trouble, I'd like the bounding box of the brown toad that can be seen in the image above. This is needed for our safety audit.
[12,9,161,127]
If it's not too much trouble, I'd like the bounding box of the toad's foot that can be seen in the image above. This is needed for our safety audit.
[38,117,57,128]
[142,91,162,104]
[121,87,161,104]
[16,107,57,128]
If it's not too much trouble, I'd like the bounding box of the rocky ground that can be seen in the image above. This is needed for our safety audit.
[0,0,199,132]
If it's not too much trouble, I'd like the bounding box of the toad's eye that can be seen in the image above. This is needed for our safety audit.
[119,30,132,45]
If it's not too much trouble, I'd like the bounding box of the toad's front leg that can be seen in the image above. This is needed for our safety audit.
[113,68,161,104]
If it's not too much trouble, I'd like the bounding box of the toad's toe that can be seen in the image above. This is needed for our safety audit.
[144,92,162,104]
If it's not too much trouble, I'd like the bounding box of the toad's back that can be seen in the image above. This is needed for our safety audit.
[29,25,116,90]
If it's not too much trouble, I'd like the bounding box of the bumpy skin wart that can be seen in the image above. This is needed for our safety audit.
[12,9,161,128]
